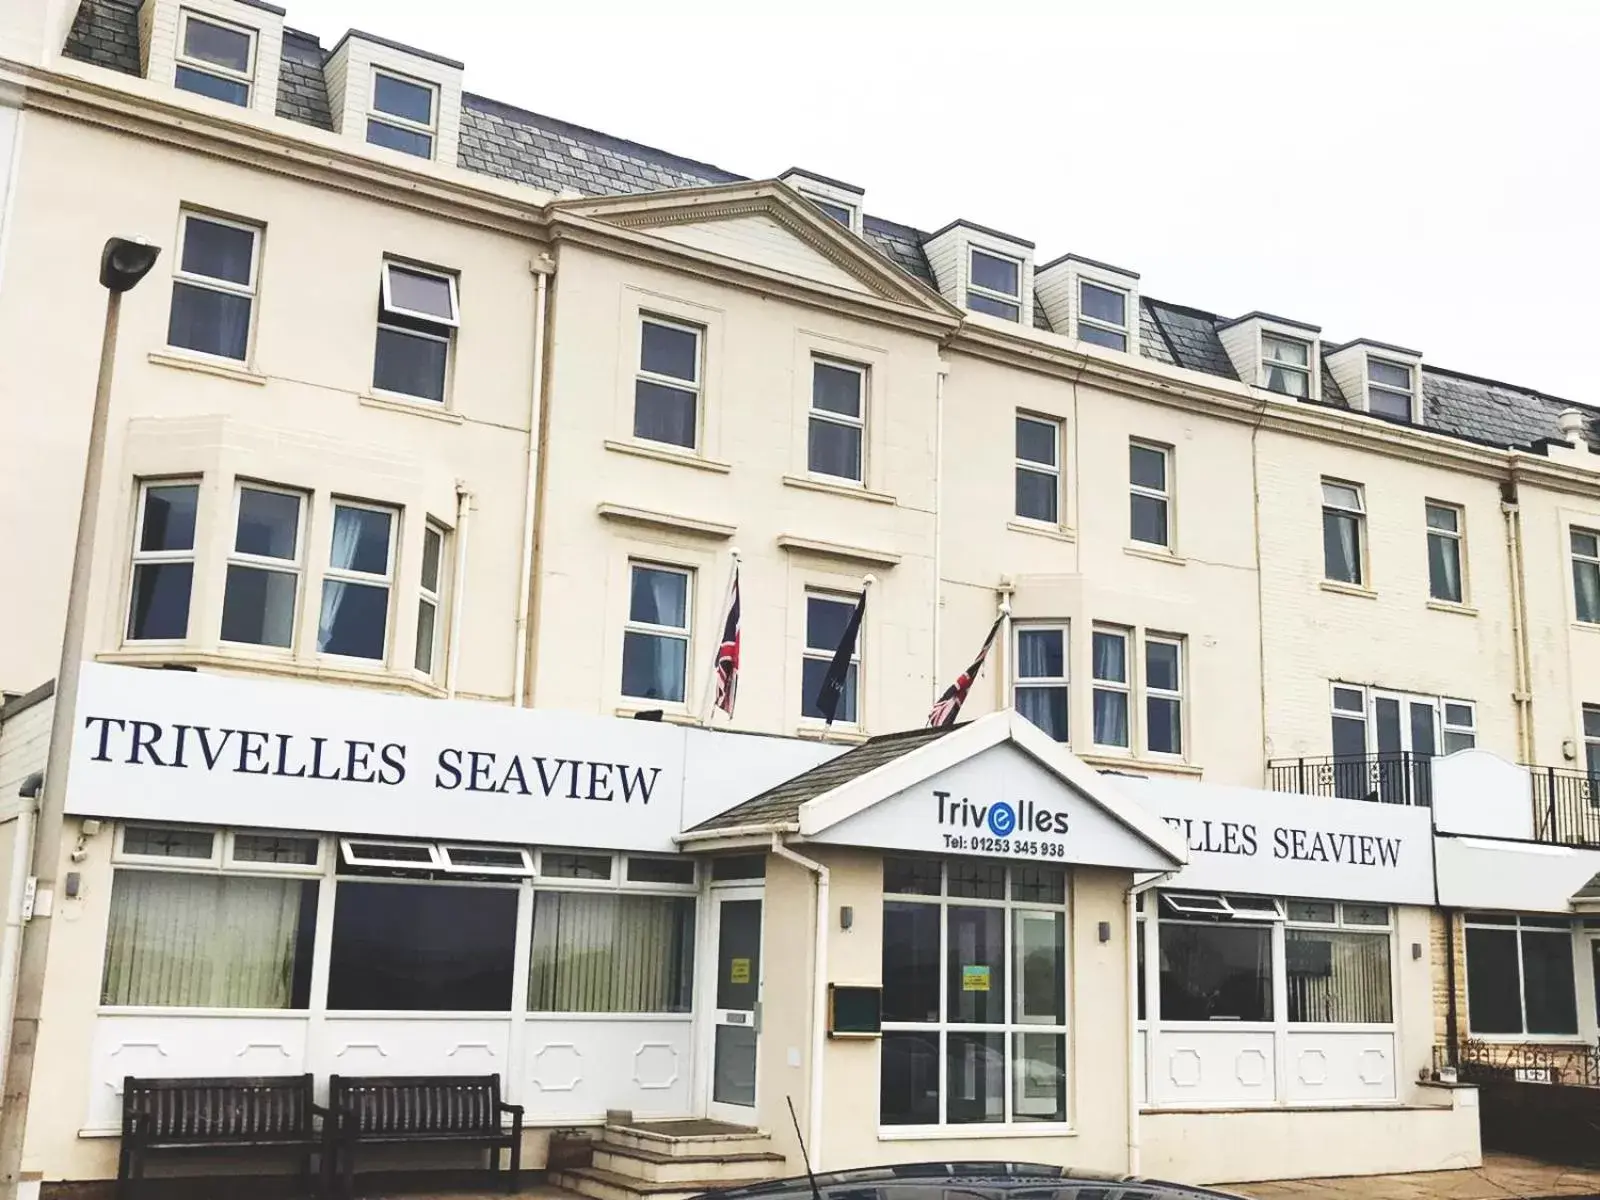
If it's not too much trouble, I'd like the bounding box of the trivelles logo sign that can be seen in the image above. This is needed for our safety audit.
[936,788,1070,858]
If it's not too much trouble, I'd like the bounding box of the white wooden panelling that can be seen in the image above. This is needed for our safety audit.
[1149,1027,1277,1106]
[520,1018,693,1122]
[650,216,870,294]
[314,1016,511,1080]
[1284,1030,1398,1104]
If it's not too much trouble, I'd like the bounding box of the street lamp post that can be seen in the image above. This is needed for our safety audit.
[0,237,160,1198]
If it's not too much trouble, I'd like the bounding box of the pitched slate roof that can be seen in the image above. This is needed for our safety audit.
[1574,870,1600,901]
[686,724,959,834]
[58,0,1600,454]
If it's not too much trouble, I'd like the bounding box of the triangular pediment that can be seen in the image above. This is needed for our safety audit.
[553,182,958,315]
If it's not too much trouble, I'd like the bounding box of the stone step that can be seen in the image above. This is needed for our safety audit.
[602,1120,773,1159]
[553,1165,751,1200]
[593,1141,786,1184]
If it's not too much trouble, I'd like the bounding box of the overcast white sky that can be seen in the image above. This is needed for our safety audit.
[304,0,1600,399]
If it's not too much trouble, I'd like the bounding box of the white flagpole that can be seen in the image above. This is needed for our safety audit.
[998,591,1013,713]
[699,547,741,726]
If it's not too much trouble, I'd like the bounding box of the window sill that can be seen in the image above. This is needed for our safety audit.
[148,349,267,386]
[1319,579,1378,600]
[1426,599,1478,617]
[795,724,868,744]
[782,474,897,505]
[1463,1034,1590,1046]
[1571,620,1600,635]
[1006,519,1076,543]
[614,704,699,726]
[1076,751,1202,778]
[878,1125,1075,1141]
[604,438,732,474]
[96,647,446,697]
[361,392,464,424]
[1125,543,1185,566]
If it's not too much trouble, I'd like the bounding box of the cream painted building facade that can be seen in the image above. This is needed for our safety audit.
[0,0,1597,1195]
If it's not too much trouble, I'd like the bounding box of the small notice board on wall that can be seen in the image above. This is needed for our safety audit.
[827,985,881,1039]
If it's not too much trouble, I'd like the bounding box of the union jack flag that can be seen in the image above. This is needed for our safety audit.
[713,564,741,716]
[927,612,1004,728]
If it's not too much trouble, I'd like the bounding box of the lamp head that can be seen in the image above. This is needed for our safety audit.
[99,236,161,293]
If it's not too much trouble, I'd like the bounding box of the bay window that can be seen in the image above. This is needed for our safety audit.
[881,857,1069,1128]
[221,484,304,649]
[126,481,199,642]
[1013,624,1068,743]
[317,501,397,661]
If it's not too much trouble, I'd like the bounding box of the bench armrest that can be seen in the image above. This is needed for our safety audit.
[497,1102,523,1117]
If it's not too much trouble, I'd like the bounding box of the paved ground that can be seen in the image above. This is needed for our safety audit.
[1223,1154,1600,1200]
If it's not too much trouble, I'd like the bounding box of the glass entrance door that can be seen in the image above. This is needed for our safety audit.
[707,890,762,1124]
[1372,692,1437,805]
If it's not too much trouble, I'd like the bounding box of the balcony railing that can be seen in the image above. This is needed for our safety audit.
[1266,752,1433,807]
[1434,1038,1600,1088]
[1528,766,1600,848]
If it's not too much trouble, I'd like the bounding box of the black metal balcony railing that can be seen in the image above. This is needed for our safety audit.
[1528,766,1600,848]
[1267,752,1433,807]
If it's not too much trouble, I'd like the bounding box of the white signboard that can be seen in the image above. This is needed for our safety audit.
[808,744,1179,872]
[1114,775,1436,905]
[64,663,811,852]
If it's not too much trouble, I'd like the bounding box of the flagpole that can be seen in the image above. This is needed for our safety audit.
[998,590,1013,713]
[700,546,740,725]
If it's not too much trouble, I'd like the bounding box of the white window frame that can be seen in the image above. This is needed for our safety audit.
[808,357,867,484]
[802,590,862,727]
[1077,278,1129,351]
[1425,501,1465,603]
[415,521,447,677]
[380,261,460,327]
[1129,440,1171,549]
[880,858,1071,1130]
[1366,356,1416,421]
[1143,633,1185,757]
[221,482,306,651]
[634,314,703,451]
[967,246,1023,320]
[115,823,222,868]
[536,849,619,886]
[1014,413,1061,525]
[1584,705,1600,776]
[622,855,700,890]
[224,830,324,875]
[171,211,261,361]
[126,479,200,644]
[1463,912,1580,1040]
[1013,622,1069,740]
[1321,478,1367,586]
[622,561,693,704]
[1261,332,1312,397]
[373,261,458,404]
[1572,528,1600,624]
[1441,700,1476,753]
[175,9,257,104]
[318,499,398,663]
[1091,625,1131,750]
[438,844,536,877]
[339,837,443,869]
[367,68,438,157]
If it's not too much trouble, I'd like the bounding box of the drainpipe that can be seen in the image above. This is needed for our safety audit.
[512,260,552,707]
[770,835,828,1173]
[1444,908,1460,1066]
[1501,477,1533,763]
[930,362,948,700]
[445,484,473,699]
[1126,871,1175,1177]
[0,774,40,1091]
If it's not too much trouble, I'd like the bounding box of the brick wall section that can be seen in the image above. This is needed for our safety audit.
[1429,908,1467,1045]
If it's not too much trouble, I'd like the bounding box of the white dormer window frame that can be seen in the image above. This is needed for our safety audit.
[778,169,865,236]
[1078,278,1130,351]
[967,246,1023,321]
[367,67,439,160]
[803,191,855,229]
[174,8,257,108]
[1365,356,1416,422]
[1261,331,1313,398]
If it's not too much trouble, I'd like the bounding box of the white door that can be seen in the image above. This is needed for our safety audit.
[1370,691,1438,805]
[704,887,762,1125]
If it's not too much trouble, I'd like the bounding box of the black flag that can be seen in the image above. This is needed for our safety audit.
[814,590,866,726]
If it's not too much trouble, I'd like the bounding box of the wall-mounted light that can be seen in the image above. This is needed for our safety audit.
[1098,921,1111,944]
[1412,942,1423,960]
[839,906,853,932]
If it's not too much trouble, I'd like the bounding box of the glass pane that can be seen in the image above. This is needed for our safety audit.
[1444,704,1472,729]
[1344,904,1390,926]
[181,217,254,284]
[374,326,448,401]
[372,72,434,124]
[421,527,444,592]
[880,1031,940,1125]
[1286,929,1392,1023]
[947,862,1006,901]
[183,17,251,71]
[1263,334,1309,367]
[233,834,319,865]
[1147,696,1182,755]
[124,826,213,858]
[1080,281,1125,326]
[947,906,1005,1023]
[1014,910,1065,1024]
[810,198,852,226]
[621,632,687,702]
[709,855,765,882]
[806,595,853,652]
[1322,482,1361,510]
[1131,494,1168,546]
[1012,864,1065,904]
[715,899,762,1011]
[625,857,697,885]
[235,488,299,559]
[1016,686,1068,742]
[102,872,316,1008]
[808,419,863,481]
[801,658,856,722]
[387,267,453,320]
[1287,900,1337,923]
[1442,731,1474,754]
[1572,529,1599,559]
[329,506,392,575]
[883,857,941,897]
[174,65,249,105]
[1129,443,1167,490]
[1585,707,1600,739]
[1092,631,1126,683]
[1015,467,1058,523]
[713,1024,757,1107]
[168,282,251,360]
[127,562,193,641]
[540,852,611,879]
[1409,701,1437,757]
[1428,533,1462,603]
[969,249,1019,297]
[1013,1031,1066,1123]
[812,362,863,418]
[629,566,688,628]
[317,580,389,659]
[1464,927,1522,1034]
[1332,686,1365,712]
[1146,640,1180,691]
[633,380,698,448]
[1323,512,1362,584]
[327,881,517,1011]
[1368,359,1411,389]
[1016,417,1057,466]
[140,485,198,552]
[366,118,432,158]
[640,320,698,381]
[221,565,297,647]
[1017,628,1065,679]
[883,900,940,1021]
[1266,363,1310,397]
[1522,930,1578,1035]
[413,597,437,673]
[1575,559,1600,624]
[946,1031,1005,1124]
[967,291,1020,321]
[1093,689,1129,748]
[1079,323,1127,352]
[1368,388,1411,420]
[1158,921,1272,1021]
[1374,697,1402,755]
[528,891,695,1012]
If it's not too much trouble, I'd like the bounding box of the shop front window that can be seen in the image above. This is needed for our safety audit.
[880,857,1068,1128]
[1464,913,1578,1036]
[528,891,696,1013]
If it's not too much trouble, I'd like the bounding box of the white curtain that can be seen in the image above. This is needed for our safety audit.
[1429,534,1461,602]
[1575,561,1600,624]
[528,892,695,1013]
[1325,513,1360,582]
[1093,631,1129,746]
[101,872,307,1008]
[1286,930,1392,1024]
[317,508,367,652]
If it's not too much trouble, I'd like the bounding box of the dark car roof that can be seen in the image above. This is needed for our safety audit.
[695,1163,1244,1200]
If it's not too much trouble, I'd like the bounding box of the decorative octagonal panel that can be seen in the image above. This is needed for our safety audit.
[1236,1048,1268,1087]
[634,1042,679,1090]
[1359,1048,1390,1086]
[531,1043,582,1092]
[1169,1048,1201,1088]
[1296,1048,1328,1086]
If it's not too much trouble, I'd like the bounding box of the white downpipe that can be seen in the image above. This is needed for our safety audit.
[0,805,35,1091]
[930,363,948,700]
[770,835,828,1173]
[445,484,473,699]
[1126,871,1174,1176]
[512,265,550,707]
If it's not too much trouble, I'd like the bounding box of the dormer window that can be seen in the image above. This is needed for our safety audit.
[174,9,255,107]
[1262,333,1311,398]
[1366,358,1414,421]
[808,196,853,227]
[367,69,438,159]
[968,248,1022,321]
[1078,280,1129,351]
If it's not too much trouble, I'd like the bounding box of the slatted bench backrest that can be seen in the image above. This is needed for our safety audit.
[121,1075,316,1142]
[329,1075,503,1136]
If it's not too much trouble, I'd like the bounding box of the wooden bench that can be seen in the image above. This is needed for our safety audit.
[118,1074,330,1200]
[327,1073,523,1196]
